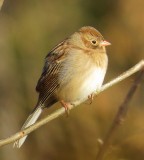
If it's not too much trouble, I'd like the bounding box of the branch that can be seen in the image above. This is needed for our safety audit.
[0,60,144,147]
[96,66,144,160]
[0,0,4,10]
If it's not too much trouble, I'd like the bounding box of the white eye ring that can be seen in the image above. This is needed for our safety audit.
[91,40,97,45]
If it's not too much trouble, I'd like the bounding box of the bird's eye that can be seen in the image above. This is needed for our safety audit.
[91,40,97,45]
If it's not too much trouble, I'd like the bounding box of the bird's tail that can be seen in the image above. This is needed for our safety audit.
[13,104,43,148]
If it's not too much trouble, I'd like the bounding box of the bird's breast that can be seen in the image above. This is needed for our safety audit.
[56,50,107,103]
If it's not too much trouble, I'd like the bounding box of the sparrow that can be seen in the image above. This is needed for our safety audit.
[14,26,111,148]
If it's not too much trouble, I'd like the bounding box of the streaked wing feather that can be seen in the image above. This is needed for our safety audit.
[36,39,68,104]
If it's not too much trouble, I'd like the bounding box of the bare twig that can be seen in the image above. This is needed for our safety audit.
[96,66,144,160]
[0,0,4,10]
[0,60,143,147]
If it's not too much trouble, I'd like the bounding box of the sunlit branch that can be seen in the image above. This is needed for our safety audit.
[0,60,143,148]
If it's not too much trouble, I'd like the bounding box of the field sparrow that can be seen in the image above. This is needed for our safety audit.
[14,26,111,148]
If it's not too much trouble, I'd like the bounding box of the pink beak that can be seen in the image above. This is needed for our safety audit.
[100,40,111,46]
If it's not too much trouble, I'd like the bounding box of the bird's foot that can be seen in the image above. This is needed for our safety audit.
[60,100,70,116]
[88,93,95,104]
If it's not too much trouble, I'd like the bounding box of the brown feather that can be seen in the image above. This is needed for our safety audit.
[36,39,71,106]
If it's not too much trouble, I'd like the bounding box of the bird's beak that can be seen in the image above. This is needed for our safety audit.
[100,40,111,47]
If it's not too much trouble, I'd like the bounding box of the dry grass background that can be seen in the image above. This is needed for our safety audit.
[0,0,144,160]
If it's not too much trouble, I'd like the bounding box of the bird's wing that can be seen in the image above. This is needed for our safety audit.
[36,39,69,104]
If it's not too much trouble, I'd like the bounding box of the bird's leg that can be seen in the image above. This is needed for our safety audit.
[60,100,70,116]
[88,93,95,104]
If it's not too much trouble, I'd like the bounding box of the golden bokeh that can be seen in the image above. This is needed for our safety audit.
[0,0,143,160]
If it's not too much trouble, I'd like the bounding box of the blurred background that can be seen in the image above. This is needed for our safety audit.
[0,0,144,159]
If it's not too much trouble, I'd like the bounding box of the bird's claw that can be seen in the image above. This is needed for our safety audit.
[60,100,70,116]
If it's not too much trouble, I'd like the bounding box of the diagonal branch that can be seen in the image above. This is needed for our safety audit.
[0,0,4,10]
[0,60,143,148]
[96,66,144,160]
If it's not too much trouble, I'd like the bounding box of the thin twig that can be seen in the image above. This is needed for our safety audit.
[0,0,4,10]
[96,67,144,160]
[0,60,143,147]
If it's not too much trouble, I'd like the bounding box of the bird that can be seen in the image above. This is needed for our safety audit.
[13,26,111,148]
